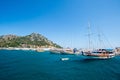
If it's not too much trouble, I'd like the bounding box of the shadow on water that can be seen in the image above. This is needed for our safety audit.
[83,58,108,61]
[71,57,115,64]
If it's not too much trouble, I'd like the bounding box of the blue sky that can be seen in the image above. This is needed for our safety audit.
[0,0,120,48]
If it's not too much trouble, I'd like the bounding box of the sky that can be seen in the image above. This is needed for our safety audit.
[0,0,120,48]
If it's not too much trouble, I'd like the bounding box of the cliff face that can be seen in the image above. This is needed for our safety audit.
[0,33,62,48]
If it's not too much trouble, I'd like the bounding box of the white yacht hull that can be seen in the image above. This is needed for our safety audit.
[82,53,115,59]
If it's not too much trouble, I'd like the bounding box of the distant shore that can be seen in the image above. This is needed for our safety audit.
[0,47,52,52]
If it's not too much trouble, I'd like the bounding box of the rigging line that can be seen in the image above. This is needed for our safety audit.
[101,36,107,48]
[93,24,100,49]
[93,25,102,49]
[87,22,94,49]
[97,26,113,48]
[88,22,91,49]
[101,32,113,48]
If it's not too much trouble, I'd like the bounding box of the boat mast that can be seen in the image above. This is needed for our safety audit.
[88,22,91,50]
[97,27,106,49]
[98,29,103,49]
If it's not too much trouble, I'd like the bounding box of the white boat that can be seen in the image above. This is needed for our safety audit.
[61,58,69,61]
[60,48,80,55]
[60,48,74,55]
[49,48,62,54]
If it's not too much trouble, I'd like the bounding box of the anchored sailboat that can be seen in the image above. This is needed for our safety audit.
[82,23,115,59]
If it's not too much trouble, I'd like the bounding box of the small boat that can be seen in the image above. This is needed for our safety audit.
[61,58,69,61]
[49,48,62,54]
[60,50,74,55]
[60,48,80,55]
[36,48,44,52]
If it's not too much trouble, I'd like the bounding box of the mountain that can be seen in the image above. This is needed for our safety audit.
[0,33,62,48]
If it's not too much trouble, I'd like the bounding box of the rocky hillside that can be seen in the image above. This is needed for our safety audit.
[0,33,62,48]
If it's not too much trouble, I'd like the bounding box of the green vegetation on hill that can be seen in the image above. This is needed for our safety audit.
[0,33,62,48]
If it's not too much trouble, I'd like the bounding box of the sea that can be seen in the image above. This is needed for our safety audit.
[0,50,120,80]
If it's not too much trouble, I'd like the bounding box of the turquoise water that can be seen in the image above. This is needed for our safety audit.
[0,50,120,80]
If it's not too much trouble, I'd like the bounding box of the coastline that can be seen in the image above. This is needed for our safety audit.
[0,47,51,52]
